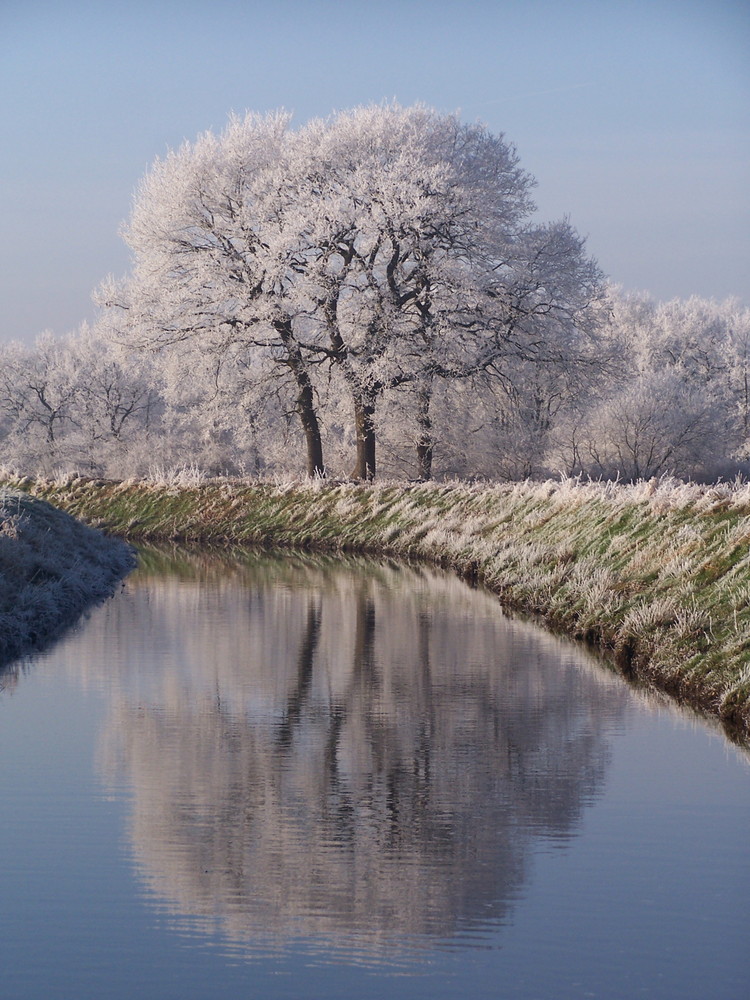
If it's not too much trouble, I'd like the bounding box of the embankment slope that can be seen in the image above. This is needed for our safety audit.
[0,488,136,670]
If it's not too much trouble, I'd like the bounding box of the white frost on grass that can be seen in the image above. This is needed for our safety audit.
[145,463,208,490]
[0,489,136,670]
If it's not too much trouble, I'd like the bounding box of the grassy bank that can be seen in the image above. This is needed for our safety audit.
[6,472,750,741]
[0,488,136,675]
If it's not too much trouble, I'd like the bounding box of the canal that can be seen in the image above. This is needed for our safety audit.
[1,547,748,999]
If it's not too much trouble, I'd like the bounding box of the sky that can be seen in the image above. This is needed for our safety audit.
[1,0,748,344]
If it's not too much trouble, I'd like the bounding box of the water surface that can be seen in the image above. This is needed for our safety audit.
[1,547,748,999]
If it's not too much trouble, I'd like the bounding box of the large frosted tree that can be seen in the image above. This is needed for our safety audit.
[101,112,328,475]
[102,104,604,478]
[293,106,604,478]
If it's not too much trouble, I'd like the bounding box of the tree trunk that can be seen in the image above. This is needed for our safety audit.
[276,318,325,478]
[415,381,433,481]
[296,373,325,478]
[353,397,376,480]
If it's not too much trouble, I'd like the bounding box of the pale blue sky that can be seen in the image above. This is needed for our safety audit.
[1,0,748,343]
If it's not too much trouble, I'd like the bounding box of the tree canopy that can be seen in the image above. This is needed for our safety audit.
[99,104,605,479]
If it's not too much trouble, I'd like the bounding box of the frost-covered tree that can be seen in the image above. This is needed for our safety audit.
[99,112,330,476]
[0,332,82,471]
[290,106,605,479]
[548,290,750,482]
[101,104,604,479]
[564,370,721,480]
[723,301,750,450]
[0,326,164,478]
[65,323,160,474]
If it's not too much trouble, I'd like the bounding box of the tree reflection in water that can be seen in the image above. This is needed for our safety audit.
[74,549,628,962]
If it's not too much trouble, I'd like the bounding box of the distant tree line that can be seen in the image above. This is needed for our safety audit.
[1,106,748,484]
[2,288,748,484]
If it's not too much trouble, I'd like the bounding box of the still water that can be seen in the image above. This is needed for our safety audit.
[1,547,748,1000]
